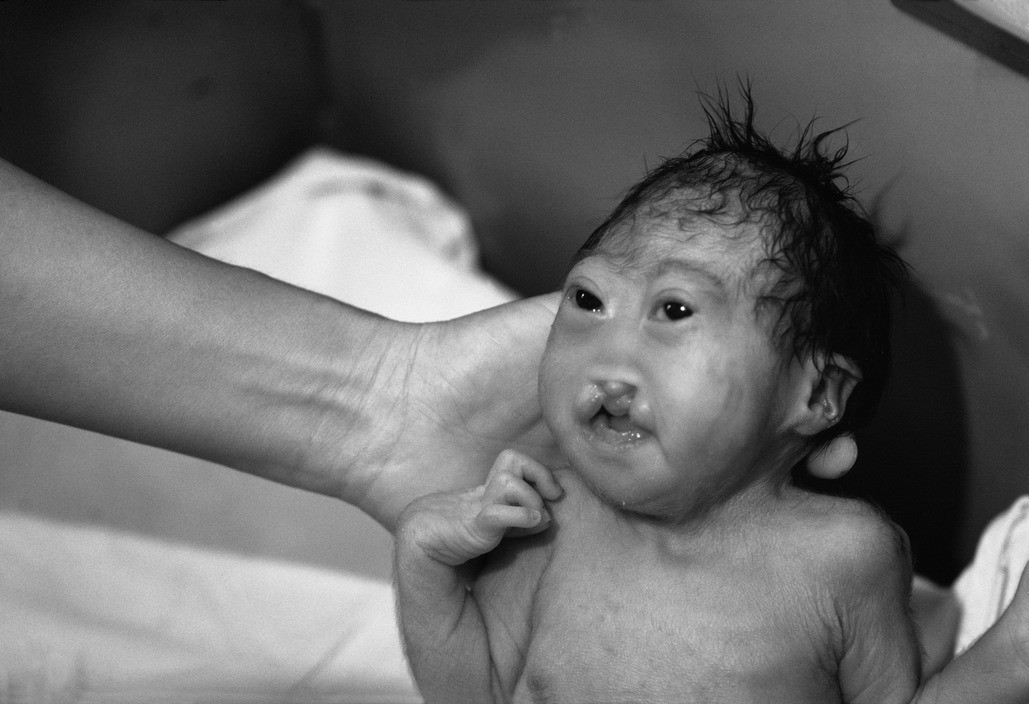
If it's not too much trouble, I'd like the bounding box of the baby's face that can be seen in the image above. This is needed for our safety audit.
[539,216,807,521]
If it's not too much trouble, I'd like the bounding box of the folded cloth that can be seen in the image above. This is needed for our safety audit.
[952,495,1029,654]
[168,147,515,321]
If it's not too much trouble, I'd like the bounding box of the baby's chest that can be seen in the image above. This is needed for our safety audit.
[516,530,840,703]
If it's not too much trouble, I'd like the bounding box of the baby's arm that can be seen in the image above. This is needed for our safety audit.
[394,450,562,704]
[838,513,1029,704]
[835,514,922,704]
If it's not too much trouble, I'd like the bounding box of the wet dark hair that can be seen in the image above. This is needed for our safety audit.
[575,84,908,441]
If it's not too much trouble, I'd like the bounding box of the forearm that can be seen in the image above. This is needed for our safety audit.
[394,531,496,704]
[912,561,1029,704]
[913,625,1029,704]
[910,576,960,677]
[0,159,411,501]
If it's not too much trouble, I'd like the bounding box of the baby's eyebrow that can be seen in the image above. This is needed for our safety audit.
[652,258,729,293]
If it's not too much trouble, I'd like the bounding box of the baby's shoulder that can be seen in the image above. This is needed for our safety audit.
[781,492,911,585]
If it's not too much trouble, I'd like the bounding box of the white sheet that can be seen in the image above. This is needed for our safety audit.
[0,513,415,704]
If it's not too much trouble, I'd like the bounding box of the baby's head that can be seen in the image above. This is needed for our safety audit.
[539,89,907,519]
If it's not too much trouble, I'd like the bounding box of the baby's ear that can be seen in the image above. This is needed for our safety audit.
[790,353,861,437]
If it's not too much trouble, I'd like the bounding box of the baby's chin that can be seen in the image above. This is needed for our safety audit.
[586,485,700,524]
[562,455,672,516]
[567,454,770,525]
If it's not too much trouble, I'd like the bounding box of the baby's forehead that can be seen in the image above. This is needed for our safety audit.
[591,211,775,290]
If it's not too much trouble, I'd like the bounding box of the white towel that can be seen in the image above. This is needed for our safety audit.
[952,496,1029,654]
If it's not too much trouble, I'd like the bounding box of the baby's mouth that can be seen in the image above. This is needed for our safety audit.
[588,407,647,445]
[573,383,653,447]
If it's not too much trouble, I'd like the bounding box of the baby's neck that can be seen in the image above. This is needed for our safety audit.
[561,467,801,548]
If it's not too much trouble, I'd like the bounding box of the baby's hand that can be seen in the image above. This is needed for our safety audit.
[399,449,563,566]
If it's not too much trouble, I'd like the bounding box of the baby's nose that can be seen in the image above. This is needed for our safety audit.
[600,380,636,415]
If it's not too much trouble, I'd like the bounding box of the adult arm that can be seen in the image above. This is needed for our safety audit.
[0,157,855,531]
[912,562,1029,703]
[841,533,1029,703]
[0,158,558,529]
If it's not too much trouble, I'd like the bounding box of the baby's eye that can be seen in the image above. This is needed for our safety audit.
[660,300,693,321]
[572,288,603,312]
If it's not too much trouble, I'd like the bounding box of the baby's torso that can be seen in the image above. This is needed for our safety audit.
[473,470,848,704]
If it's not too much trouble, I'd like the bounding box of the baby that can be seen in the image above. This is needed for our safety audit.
[394,93,1029,703]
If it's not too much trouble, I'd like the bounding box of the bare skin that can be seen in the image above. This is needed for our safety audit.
[0,157,559,531]
[0,157,855,530]
[0,158,1008,697]
[395,218,921,702]
[397,452,918,704]
[396,219,1029,704]
[398,451,1029,704]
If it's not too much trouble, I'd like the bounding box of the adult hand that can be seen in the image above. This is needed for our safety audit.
[0,149,854,535]
[340,290,859,531]
[0,157,563,532]
[337,294,563,531]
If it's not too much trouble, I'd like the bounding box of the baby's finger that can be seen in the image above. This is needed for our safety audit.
[475,504,549,535]
[491,449,563,501]
[516,456,563,501]
[483,470,545,514]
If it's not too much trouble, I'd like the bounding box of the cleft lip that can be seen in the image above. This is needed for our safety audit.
[575,384,607,424]
[602,394,632,417]
[586,406,652,447]
[573,381,656,443]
